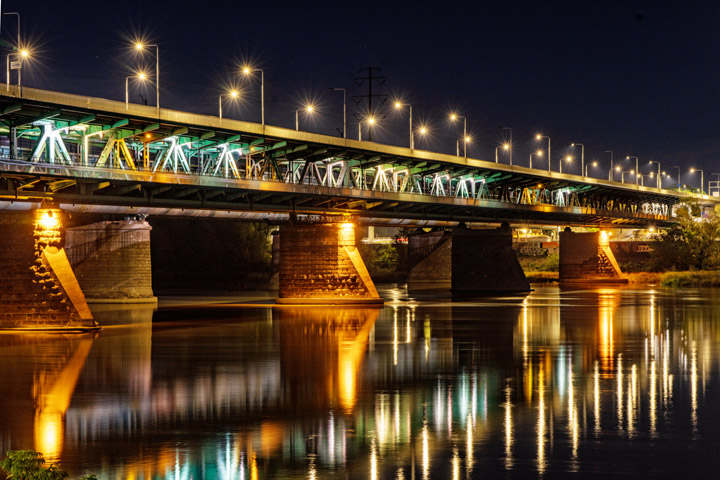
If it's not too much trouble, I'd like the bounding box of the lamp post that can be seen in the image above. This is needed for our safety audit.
[450,114,467,157]
[328,87,346,138]
[571,143,584,177]
[536,134,551,172]
[125,71,147,110]
[620,170,634,183]
[219,89,239,119]
[495,143,510,163]
[690,168,704,194]
[671,166,681,186]
[6,48,28,92]
[649,160,661,189]
[394,101,414,149]
[242,66,264,126]
[359,116,376,141]
[135,42,159,115]
[604,150,614,180]
[529,150,543,169]
[500,127,512,165]
[585,161,598,177]
[295,104,314,131]
[626,156,639,185]
[561,155,572,173]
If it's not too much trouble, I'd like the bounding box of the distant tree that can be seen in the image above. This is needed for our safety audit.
[650,204,720,271]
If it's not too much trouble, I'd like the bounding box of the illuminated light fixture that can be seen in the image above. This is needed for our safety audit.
[339,222,354,230]
[536,150,543,156]
[599,231,609,244]
[503,143,510,150]
[20,49,29,58]
[230,90,239,98]
[464,136,471,143]
[38,210,59,230]
[419,126,428,135]
[135,42,144,50]
[138,71,147,81]
[145,133,151,139]
[367,116,376,125]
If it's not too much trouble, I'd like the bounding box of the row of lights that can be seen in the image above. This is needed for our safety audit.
[7,30,712,193]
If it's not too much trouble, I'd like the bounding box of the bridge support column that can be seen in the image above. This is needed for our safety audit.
[451,223,531,295]
[559,228,627,283]
[0,210,96,330]
[276,220,383,305]
[407,231,452,291]
[65,220,156,302]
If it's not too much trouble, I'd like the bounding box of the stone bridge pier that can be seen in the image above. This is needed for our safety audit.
[276,220,383,305]
[407,223,531,295]
[559,228,627,283]
[0,209,96,330]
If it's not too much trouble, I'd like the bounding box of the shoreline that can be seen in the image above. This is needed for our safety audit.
[524,270,720,287]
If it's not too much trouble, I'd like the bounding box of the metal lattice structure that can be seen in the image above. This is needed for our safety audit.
[0,85,716,226]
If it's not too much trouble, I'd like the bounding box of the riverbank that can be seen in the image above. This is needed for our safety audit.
[525,270,720,287]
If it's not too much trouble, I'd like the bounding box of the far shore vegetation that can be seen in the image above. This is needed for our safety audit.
[521,204,720,287]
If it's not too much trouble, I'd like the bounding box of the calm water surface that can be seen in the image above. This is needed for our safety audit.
[2,285,720,479]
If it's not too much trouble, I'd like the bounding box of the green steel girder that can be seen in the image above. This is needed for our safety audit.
[1,104,22,116]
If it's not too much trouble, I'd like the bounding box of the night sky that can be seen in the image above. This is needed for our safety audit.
[7,0,720,188]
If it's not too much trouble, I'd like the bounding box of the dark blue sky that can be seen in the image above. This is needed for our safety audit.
[8,0,720,187]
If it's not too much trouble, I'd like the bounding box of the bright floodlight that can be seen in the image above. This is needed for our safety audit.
[395,102,402,109]
[690,168,696,172]
[566,156,572,161]
[368,117,375,125]
[230,90,239,98]
[536,134,542,140]
[306,105,314,113]
[450,113,458,121]
[138,72,147,80]
[419,127,428,135]
[20,49,29,58]
[503,143,509,150]
[242,66,251,74]
[593,161,598,166]
[616,166,621,171]
[536,150,543,156]
[464,136,471,143]
[135,43,143,50]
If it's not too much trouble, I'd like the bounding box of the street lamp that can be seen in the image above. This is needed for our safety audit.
[394,101,414,149]
[295,104,314,131]
[358,116,376,141]
[536,134,551,172]
[571,143,584,177]
[626,156,639,185]
[242,66,264,126]
[328,87,346,138]
[135,42,159,114]
[495,143,510,163]
[649,160,661,189]
[125,71,148,110]
[6,48,29,92]
[671,166,681,186]
[450,113,468,157]
[529,149,543,168]
[620,169,635,184]
[500,127,512,165]
[690,168,704,194]
[561,155,572,174]
[415,125,429,148]
[604,150,614,180]
[585,161,598,177]
[219,89,239,119]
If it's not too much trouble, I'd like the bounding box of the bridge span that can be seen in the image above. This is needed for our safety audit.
[1,85,717,325]
[0,84,715,227]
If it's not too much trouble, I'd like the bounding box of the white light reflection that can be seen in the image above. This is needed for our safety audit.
[537,369,546,475]
[627,364,637,437]
[393,307,399,366]
[650,360,657,438]
[504,383,513,470]
[466,413,474,475]
[593,361,600,435]
[691,342,698,434]
[422,418,430,480]
[370,439,378,480]
[568,358,579,464]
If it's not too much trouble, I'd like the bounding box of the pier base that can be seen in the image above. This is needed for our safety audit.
[559,229,627,283]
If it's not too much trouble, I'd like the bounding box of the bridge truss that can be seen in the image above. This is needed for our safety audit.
[0,86,704,226]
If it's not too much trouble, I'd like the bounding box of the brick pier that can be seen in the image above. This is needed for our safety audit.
[276,221,383,304]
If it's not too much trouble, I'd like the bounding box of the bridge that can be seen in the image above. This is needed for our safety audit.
[0,84,716,326]
[1,84,713,226]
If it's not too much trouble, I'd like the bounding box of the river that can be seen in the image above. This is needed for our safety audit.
[1,284,718,479]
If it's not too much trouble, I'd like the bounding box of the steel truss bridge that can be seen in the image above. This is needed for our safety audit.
[0,85,713,226]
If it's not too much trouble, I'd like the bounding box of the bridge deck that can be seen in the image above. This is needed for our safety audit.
[0,85,713,226]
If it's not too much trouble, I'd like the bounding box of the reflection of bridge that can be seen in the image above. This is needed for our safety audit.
[2,85,716,226]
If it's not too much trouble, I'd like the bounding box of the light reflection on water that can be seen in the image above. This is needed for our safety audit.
[0,285,719,478]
